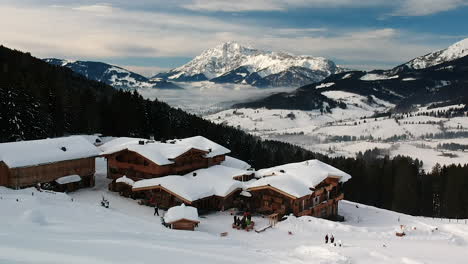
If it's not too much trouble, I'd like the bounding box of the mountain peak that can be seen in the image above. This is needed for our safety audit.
[405,37,468,70]
[157,42,341,86]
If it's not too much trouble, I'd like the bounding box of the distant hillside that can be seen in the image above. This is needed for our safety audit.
[44,58,181,90]
[235,40,468,112]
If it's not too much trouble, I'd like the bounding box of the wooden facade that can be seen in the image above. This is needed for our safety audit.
[0,157,96,189]
[168,219,199,231]
[248,177,344,218]
[105,148,226,182]
[134,187,242,211]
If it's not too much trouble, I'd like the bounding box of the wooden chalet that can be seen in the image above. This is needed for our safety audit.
[247,160,351,219]
[164,204,200,231]
[100,136,230,188]
[131,165,252,211]
[0,136,100,190]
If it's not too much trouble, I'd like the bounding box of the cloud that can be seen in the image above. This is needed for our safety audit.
[182,0,385,12]
[181,0,468,17]
[0,2,454,71]
[391,0,468,16]
[122,65,172,77]
[72,4,115,13]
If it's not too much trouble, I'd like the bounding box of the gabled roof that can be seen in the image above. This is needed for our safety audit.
[100,136,230,166]
[0,136,100,169]
[164,204,199,224]
[248,160,351,199]
[169,136,230,158]
[132,165,249,202]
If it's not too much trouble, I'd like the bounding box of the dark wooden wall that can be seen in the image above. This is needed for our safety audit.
[7,157,96,188]
[0,162,9,186]
[106,149,226,181]
[171,219,197,231]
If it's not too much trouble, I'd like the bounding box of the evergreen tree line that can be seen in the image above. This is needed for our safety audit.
[1,45,467,218]
[329,150,468,219]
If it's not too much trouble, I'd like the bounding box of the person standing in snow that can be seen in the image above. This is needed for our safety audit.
[154,204,159,216]
[330,234,335,244]
[325,234,329,244]
[338,240,342,247]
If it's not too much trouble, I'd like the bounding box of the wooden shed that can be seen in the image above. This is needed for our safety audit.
[164,204,200,231]
[0,136,100,189]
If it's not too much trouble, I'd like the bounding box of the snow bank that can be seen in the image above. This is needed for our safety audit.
[164,204,199,224]
[21,209,49,226]
[221,156,251,170]
[292,246,349,264]
[0,136,100,168]
[316,82,335,89]
[116,176,135,186]
[55,175,81,185]
[360,74,398,81]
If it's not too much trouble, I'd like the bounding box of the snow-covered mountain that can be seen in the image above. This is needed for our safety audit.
[234,37,468,112]
[154,41,343,87]
[45,59,181,90]
[404,38,468,70]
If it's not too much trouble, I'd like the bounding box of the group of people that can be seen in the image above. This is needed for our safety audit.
[325,234,342,247]
[233,211,253,229]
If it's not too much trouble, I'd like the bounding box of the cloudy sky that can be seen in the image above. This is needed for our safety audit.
[1,0,467,76]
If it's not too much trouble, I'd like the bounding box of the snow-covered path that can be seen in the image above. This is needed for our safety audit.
[1,158,467,263]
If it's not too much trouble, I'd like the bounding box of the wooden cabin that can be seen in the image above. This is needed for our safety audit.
[100,136,230,186]
[164,204,200,231]
[131,164,250,211]
[0,136,100,190]
[247,160,351,219]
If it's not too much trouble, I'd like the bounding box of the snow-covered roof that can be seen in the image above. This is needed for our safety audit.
[169,136,230,158]
[164,204,199,224]
[248,160,351,198]
[55,175,81,185]
[0,136,100,169]
[116,176,135,186]
[132,165,249,202]
[221,156,251,170]
[100,136,230,166]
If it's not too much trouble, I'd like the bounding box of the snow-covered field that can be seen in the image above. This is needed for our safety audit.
[206,103,468,170]
[1,158,467,263]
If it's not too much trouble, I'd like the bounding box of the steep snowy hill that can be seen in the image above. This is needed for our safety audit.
[1,158,467,263]
[403,38,468,70]
[154,41,342,87]
[45,59,181,90]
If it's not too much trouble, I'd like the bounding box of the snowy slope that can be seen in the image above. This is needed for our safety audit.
[44,59,181,90]
[154,41,342,87]
[206,103,468,170]
[1,158,467,263]
[405,38,468,69]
